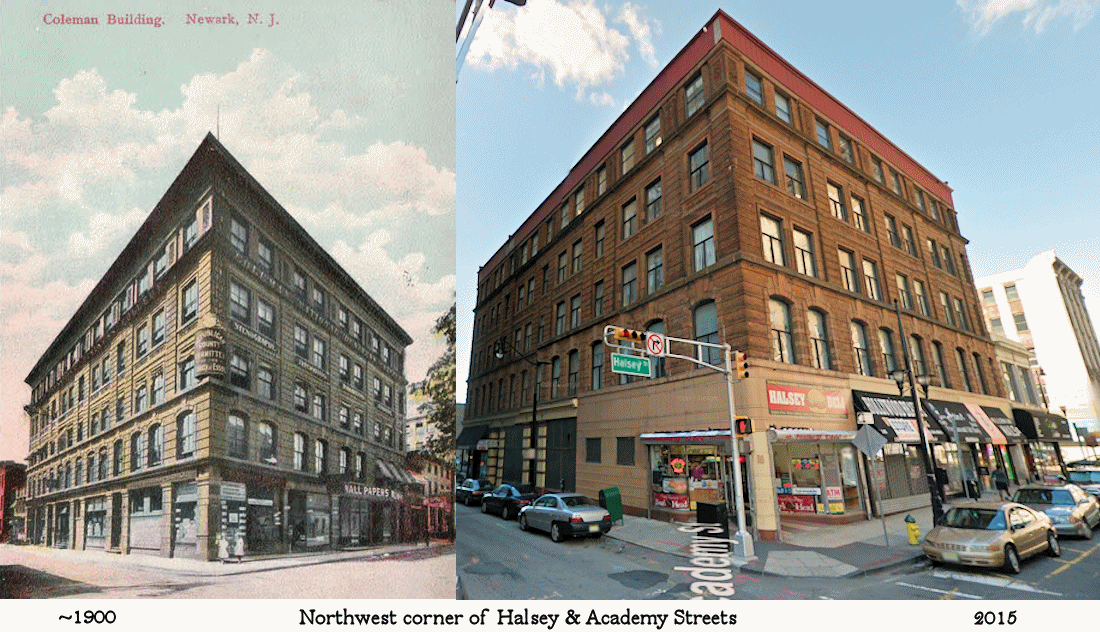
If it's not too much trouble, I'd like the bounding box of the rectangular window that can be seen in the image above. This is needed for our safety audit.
[872,157,885,183]
[793,228,816,277]
[692,218,715,271]
[137,324,149,358]
[752,139,775,184]
[258,366,275,400]
[294,324,309,359]
[689,142,710,191]
[591,344,603,391]
[954,297,970,331]
[903,225,918,257]
[230,217,249,255]
[851,195,868,231]
[896,273,912,309]
[622,199,637,239]
[685,74,704,117]
[928,239,941,268]
[885,215,901,248]
[555,302,566,335]
[645,179,662,221]
[313,393,327,421]
[560,202,569,230]
[621,139,634,173]
[838,135,855,164]
[942,246,957,275]
[621,262,637,306]
[862,259,881,300]
[557,251,568,282]
[312,337,327,370]
[940,291,955,326]
[586,437,602,463]
[257,299,275,339]
[744,69,763,104]
[597,165,607,196]
[151,310,165,347]
[230,281,251,324]
[644,116,661,153]
[827,182,847,221]
[815,120,831,149]
[594,221,605,258]
[929,199,941,221]
[889,169,902,196]
[1004,284,1020,301]
[570,294,581,329]
[775,92,792,123]
[229,352,250,389]
[257,236,273,271]
[915,189,927,213]
[616,437,635,466]
[1014,312,1029,332]
[839,249,859,293]
[572,240,583,273]
[783,157,805,198]
[294,383,308,413]
[760,215,785,266]
[646,247,663,293]
[182,280,199,323]
[575,186,585,216]
[914,279,931,316]
[593,281,604,317]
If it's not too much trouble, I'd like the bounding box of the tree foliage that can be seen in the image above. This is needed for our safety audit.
[411,303,456,462]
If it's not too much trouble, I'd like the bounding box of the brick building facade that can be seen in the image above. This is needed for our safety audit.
[464,11,1030,541]
[23,134,419,560]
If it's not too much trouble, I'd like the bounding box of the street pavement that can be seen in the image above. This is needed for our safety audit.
[0,540,455,598]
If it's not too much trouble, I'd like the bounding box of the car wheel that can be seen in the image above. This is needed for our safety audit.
[480,501,488,514]
[1046,531,1061,557]
[550,522,565,543]
[518,514,528,531]
[1003,544,1021,574]
[501,506,511,521]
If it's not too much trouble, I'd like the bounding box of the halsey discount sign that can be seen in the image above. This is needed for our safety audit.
[611,353,651,378]
[767,382,847,416]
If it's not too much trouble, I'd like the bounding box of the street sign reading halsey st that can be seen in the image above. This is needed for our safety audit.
[611,353,652,378]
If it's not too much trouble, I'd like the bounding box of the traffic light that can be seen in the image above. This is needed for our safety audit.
[735,416,752,435]
[613,327,646,342]
[734,351,749,379]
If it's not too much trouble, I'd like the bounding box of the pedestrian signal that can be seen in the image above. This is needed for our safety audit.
[736,417,752,435]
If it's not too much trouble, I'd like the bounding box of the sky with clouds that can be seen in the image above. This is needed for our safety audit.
[456,0,1100,401]
[0,0,455,461]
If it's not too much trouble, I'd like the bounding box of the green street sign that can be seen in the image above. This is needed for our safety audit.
[611,353,651,378]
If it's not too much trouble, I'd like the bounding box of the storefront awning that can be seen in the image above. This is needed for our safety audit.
[640,429,731,445]
[981,406,1027,444]
[852,390,948,442]
[455,425,489,450]
[766,428,857,443]
[923,399,991,444]
[376,459,396,480]
[1012,408,1076,442]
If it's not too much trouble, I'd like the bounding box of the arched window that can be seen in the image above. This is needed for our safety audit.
[177,411,196,459]
[850,321,873,376]
[807,309,831,370]
[294,432,308,472]
[878,329,897,375]
[99,447,109,478]
[910,335,927,377]
[228,413,248,459]
[694,301,720,365]
[357,452,366,480]
[769,299,795,364]
[956,348,973,392]
[259,421,277,464]
[113,440,123,476]
[147,425,163,467]
[932,342,950,388]
[130,432,143,471]
[75,458,83,488]
[550,356,562,398]
[568,350,579,396]
[339,447,350,474]
[315,439,328,473]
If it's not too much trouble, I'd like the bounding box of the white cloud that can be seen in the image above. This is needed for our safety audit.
[616,3,660,67]
[67,208,147,257]
[958,0,1099,35]
[588,91,616,107]
[468,0,655,101]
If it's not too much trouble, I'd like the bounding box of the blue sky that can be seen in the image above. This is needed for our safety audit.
[0,0,456,461]
[456,0,1100,402]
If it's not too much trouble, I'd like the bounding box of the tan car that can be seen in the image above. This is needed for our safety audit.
[922,501,1060,574]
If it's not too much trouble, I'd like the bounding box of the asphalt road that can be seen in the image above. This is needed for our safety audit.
[457,502,1100,601]
[0,545,455,599]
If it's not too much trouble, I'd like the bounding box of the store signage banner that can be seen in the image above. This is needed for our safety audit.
[777,494,817,513]
[767,382,847,416]
[653,492,689,510]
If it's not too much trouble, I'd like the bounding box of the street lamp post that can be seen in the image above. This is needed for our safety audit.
[892,300,946,526]
[494,337,550,489]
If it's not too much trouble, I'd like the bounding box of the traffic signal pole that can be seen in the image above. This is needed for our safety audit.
[603,325,755,560]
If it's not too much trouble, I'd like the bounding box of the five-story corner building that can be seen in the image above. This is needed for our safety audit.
[465,10,1021,541]
[23,134,417,560]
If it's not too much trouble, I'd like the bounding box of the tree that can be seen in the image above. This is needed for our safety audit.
[411,303,455,462]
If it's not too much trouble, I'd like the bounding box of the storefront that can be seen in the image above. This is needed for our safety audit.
[767,429,863,520]
[922,400,994,496]
[84,496,107,551]
[853,391,948,514]
[640,430,742,523]
[336,482,403,547]
[246,484,281,554]
[455,425,490,480]
[129,486,164,554]
[1013,408,1075,481]
[54,502,70,549]
[217,482,247,558]
[172,482,199,559]
[979,406,1030,484]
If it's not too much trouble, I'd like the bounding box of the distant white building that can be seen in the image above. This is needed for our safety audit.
[977,251,1100,437]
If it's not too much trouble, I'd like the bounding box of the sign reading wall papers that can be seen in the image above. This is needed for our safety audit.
[767,382,847,417]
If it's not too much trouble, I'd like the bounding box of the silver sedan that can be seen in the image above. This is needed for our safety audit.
[518,493,612,542]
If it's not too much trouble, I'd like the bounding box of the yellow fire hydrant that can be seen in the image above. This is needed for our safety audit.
[905,514,921,545]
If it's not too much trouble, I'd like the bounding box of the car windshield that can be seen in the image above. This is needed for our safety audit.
[1014,488,1072,505]
[1068,471,1100,484]
[561,495,597,508]
[942,507,1006,530]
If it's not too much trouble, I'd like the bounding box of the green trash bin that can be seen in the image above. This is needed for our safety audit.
[598,487,623,524]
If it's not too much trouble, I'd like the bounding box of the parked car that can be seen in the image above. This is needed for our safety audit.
[456,478,494,506]
[1066,458,1100,469]
[922,501,1060,574]
[481,483,539,520]
[1012,484,1100,539]
[518,493,612,542]
[1066,469,1100,501]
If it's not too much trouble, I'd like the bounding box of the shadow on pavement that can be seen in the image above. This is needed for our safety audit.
[0,565,103,599]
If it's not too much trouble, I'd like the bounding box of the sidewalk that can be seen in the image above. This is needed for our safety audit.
[0,539,454,577]
[604,490,1001,579]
